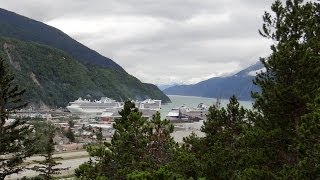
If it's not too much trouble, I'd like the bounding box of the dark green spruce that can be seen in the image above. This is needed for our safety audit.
[65,120,75,143]
[0,57,35,180]
[248,0,320,178]
[30,123,69,179]
[74,0,320,179]
[2,0,319,179]
[75,101,176,180]
[162,0,320,179]
[168,96,252,179]
[96,127,103,143]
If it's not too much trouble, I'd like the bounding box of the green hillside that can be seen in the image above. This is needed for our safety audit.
[0,37,170,108]
[0,8,123,70]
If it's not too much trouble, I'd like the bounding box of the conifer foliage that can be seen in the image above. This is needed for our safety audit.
[65,120,75,143]
[0,57,35,180]
[75,0,320,179]
[75,101,176,179]
[30,124,69,179]
[169,1,320,179]
[172,96,251,179]
[251,0,320,178]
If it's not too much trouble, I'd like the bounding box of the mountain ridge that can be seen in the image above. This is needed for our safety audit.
[0,8,124,71]
[163,62,264,100]
[0,8,170,107]
[0,37,170,107]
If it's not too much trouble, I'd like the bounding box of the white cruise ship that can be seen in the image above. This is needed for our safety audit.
[134,99,162,111]
[166,103,209,122]
[66,97,122,115]
[101,99,162,122]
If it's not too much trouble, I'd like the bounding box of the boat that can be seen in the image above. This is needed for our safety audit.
[185,103,209,119]
[66,97,122,115]
[101,99,162,121]
[67,97,162,120]
[166,105,189,122]
[100,107,123,122]
[134,99,161,111]
[166,103,209,122]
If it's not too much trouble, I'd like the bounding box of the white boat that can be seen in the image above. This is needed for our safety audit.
[66,97,122,115]
[134,99,161,111]
[185,103,209,119]
[166,103,209,122]
[101,99,161,121]
[100,107,123,122]
[166,105,188,121]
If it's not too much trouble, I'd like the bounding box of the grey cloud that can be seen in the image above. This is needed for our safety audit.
[1,0,274,21]
[1,0,275,85]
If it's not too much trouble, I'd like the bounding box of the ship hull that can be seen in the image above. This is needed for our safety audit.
[66,106,106,115]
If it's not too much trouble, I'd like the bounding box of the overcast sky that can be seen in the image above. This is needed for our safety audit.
[1,0,274,85]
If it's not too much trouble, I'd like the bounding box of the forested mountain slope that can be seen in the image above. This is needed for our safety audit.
[0,37,170,108]
[0,8,170,107]
[0,8,122,70]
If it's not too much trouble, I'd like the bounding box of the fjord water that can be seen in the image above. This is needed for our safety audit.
[160,95,253,119]
[161,95,253,142]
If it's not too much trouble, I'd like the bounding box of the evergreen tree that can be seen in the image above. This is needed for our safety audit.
[176,96,250,179]
[171,132,204,179]
[68,120,74,128]
[75,158,106,180]
[31,121,52,154]
[0,57,35,180]
[146,112,175,168]
[76,101,177,179]
[203,96,249,178]
[127,166,184,180]
[108,101,150,178]
[96,127,103,142]
[75,101,148,179]
[65,121,75,143]
[31,124,69,179]
[248,0,320,178]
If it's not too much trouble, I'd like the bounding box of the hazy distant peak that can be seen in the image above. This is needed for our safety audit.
[163,62,263,100]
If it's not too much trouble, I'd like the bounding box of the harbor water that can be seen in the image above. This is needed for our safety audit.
[160,95,253,118]
[161,95,253,141]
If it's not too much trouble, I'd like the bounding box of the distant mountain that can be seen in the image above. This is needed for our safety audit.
[0,8,170,107]
[163,62,264,100]
[157,84,177,91]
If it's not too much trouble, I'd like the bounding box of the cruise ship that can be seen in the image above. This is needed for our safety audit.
[134,99,162,111]
[166,103,209,122]
[101,99,162,122]
[67,97,161,120]
[66,97,122,115]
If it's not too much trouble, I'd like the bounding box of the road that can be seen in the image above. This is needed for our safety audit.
[5,128,204,179]
[5,151,90,180]
[26,151,89,162]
